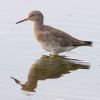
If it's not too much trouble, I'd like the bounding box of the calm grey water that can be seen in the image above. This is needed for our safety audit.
[0,0,100,100]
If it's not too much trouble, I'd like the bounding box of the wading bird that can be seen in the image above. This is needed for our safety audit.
[16,10,92,55]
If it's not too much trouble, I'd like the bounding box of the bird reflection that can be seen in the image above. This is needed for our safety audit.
[11,55,89,92]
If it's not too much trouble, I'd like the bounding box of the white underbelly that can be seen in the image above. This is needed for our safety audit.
[39,42,75,54]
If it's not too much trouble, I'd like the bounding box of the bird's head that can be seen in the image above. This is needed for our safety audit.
[16,10,43,24]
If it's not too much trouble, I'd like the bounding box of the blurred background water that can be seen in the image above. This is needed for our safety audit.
[0,0,100,100]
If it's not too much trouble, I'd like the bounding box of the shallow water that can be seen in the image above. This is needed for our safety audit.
[0,0,100,100]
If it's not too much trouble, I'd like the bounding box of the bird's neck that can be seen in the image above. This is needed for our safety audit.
[33,18,43,31]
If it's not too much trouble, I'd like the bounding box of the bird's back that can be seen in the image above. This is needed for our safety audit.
[36,25,92,47]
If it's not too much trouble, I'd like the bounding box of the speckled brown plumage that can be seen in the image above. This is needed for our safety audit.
[16,10,92,55]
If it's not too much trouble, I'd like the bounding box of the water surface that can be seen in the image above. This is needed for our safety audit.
[0,0,100,100]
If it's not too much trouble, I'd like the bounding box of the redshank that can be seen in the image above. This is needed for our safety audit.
[16,10,92,55]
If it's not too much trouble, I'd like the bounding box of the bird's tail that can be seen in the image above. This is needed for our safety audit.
[83,41,93,46]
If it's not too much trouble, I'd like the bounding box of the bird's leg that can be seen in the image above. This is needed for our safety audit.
[49,53,59,57]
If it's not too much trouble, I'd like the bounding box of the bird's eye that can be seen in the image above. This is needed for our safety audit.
[30,15,34,17]
[29,13,38,18]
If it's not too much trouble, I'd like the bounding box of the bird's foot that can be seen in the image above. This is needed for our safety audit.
[49,53,59,57]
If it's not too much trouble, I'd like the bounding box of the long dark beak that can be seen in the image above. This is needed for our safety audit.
[16,18,28,24]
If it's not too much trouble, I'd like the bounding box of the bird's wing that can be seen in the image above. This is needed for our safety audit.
[43,29,83,47]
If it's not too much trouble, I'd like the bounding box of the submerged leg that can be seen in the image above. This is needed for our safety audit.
[49,52,59,57]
